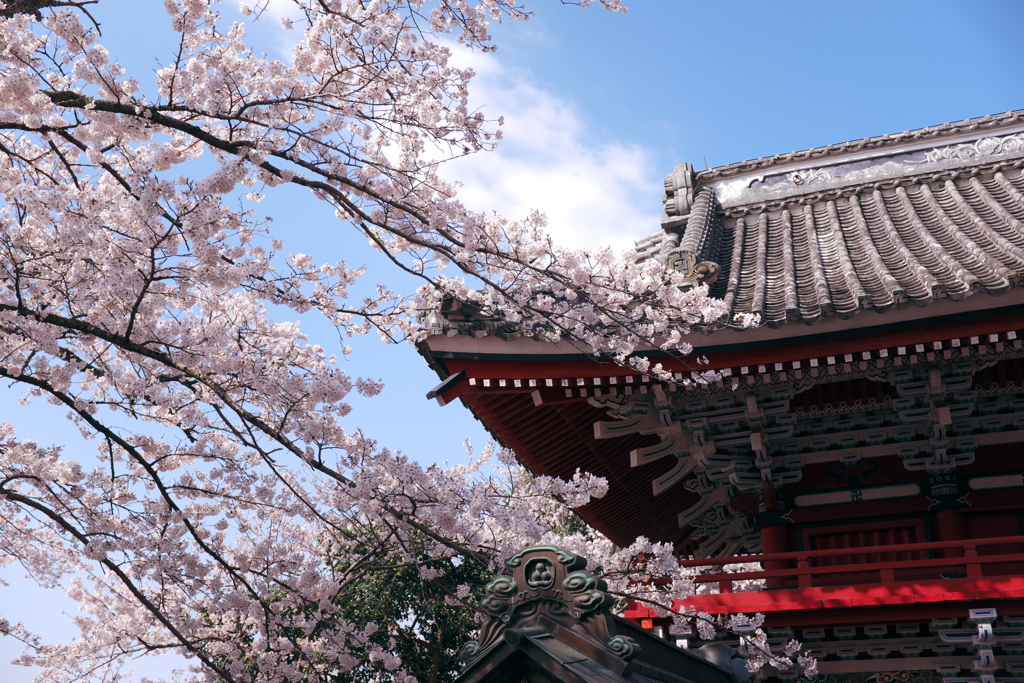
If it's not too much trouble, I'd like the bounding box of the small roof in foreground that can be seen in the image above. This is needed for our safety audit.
[456,546,735,683]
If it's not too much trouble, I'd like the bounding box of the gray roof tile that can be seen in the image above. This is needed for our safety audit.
[641,114,1024,331]
[711,170,1024,327]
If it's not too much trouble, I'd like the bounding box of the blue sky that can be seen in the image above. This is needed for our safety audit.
[496,1,1024,171]
[2,1,1023,680]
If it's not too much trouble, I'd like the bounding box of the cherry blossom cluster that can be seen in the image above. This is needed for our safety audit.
[0,1,806,681]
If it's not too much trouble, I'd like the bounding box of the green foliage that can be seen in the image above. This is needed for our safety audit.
[330,555,493,683]
[210,549,493,683]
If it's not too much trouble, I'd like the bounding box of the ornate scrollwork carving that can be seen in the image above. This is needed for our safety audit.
[919,133,1024,164]
[478,575,516,619]
[458,641,482,663]
[460,546,632,665]
[789,168,833,186]
[563,570,609,618]
[607,635,641,660]
[867,672,914,683]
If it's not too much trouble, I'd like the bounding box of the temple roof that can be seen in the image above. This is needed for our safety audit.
[417,113,1024,555]
[645,111,1024,330]
[428,112,1024,344]
[455,546,736,683]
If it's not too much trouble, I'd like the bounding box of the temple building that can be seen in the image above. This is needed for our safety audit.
[420,111,1024,683]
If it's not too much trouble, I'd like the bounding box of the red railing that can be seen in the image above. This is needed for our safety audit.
[679,535,1024,593]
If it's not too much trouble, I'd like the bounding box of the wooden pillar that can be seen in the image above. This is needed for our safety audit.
[760,483,792,588]
[760,523,791,589]
[935,508,967,559]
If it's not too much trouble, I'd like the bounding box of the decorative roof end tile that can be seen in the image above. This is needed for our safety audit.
[663,162,697,229]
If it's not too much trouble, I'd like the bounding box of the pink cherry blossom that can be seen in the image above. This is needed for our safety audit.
[0,1,805,680]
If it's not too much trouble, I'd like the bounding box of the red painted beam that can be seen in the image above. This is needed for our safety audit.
[678,534,1024,568]
[673,575,1024,615]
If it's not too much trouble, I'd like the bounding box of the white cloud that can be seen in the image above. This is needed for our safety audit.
[250,4,665,254]
[443,47,664,254]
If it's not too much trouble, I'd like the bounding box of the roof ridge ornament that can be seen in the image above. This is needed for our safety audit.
[459,545,640,666]
[663,162,697,229]
[663,186,722,286]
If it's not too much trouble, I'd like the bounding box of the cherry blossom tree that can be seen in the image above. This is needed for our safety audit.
[0,1,809,681]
